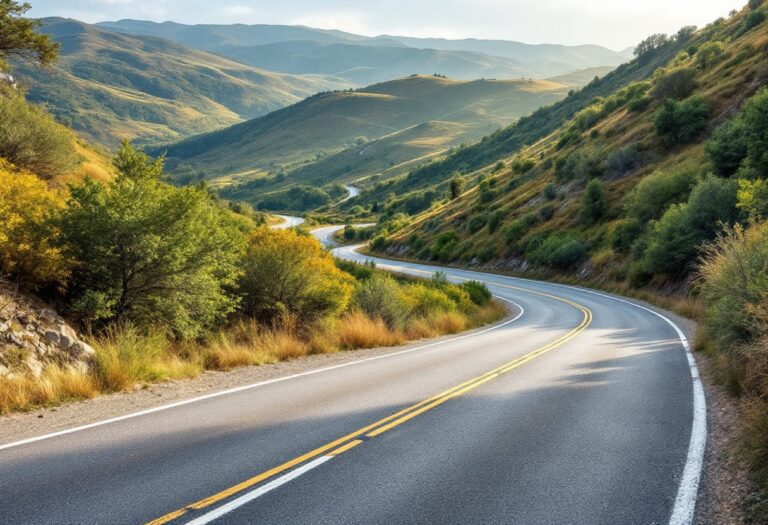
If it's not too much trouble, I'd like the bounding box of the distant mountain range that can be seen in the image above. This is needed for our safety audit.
[97,20,633,84]
[14,18,351,146]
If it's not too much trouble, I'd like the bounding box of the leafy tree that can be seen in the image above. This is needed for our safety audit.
[641,176,739,277]
[652,67,697,100]
[0,0,59,71]
[527,233,587,270]
[0,91,79,179]
[0,161,68,288]
[749,0,764,9]
[744,9,766,31]
[706,118,749,176]
[740,88,768,177]
[449,175,465,200]
[696,42,725,70]
[654,97,710,145]
[58,143,243,337]
[579,179,608,226]
[239,228,353,324]
[737,179,768,222]
[634,34,670,59]
[625,169,698,222]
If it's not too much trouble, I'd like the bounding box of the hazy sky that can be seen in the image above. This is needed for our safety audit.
[28,0,746,50]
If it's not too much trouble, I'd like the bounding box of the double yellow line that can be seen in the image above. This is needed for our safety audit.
[147,285,592,525]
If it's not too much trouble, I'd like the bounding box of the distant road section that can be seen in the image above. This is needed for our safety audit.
[271,215,305,229]
[341,185,360,202]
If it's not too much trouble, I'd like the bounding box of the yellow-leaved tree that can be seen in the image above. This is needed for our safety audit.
[0,160,69,288]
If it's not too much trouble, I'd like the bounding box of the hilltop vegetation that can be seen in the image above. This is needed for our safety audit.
[13,18,350,147]
[159,75,569,209]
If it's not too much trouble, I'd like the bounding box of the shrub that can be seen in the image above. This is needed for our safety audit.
[624,169,698,222]
[749,0,764,9]
[240,227,353,324]
[528,233,587,270]
[59,143,243,337]
[538,204,556,221]
[402,284,455,318]
[744,10,766,31]
[461,281,492,306]
[606,144,641,175]
[696,42,725,70]
[652,67,698,100]
[556,152,603,181]
[0,91,79,180]
[706,118,749,176]
[488,210,505,233]
[579,179,608,226]
[654,97,710,145]
[354,274,408,329]
[504,214,537,247]
[543,183,557,200]
[641,176,739,277]
[628,96,652,112]
[512,157,535,174]
[737,179,768,222]
[467,214,488,234]
[610,219,643,253]
[450,175,465,199]
[0,162,68,288]
[740,88,768,176]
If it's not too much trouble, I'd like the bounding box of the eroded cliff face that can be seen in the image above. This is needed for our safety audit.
[0,284,94,378]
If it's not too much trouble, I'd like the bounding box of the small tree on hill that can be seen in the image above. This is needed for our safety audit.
[0,1,59,71]
[579,179,608,226]
[449,175,465,200]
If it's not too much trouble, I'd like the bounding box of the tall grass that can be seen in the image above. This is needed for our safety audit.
[0,299,507,414]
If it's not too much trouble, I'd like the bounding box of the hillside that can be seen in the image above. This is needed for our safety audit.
[97,20,629,82]
[14,18,349,147]
[159,75,570,199]
[370,4,768,287]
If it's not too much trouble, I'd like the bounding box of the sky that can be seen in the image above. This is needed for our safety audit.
[27,0,746,50]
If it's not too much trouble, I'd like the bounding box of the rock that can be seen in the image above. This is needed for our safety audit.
[76,341,96,360]
[43,330,60,345]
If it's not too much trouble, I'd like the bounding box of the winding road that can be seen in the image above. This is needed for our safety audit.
[0,223,705,525]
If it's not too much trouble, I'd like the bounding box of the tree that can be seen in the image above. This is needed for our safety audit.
[0,160,68,288]
[641,176,739,277]
[706,118,749,176]
[58,143,243,337]
[654,97,710,145]
[634,34,670,59]
[239,228,353,324]
[449,175,465,200]
[0,1,59,71]
[696,42,724,70]
[579,179,608,226]
[652,67,697,100]
[740,88,768,177]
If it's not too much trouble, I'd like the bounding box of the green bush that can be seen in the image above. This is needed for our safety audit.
[467,215,488,234]
[624,169,698,222]
[488,210,505,233]
[579,179,608,226]
[652,67,698,100]
[512,158,535,174]
[543,183,557,200]
[461,281,492,306]
[354,274,408,329]
[641,175,739,277]
[744,10,766,30]
[654,97,710,145]
[741,88,768,176]
[610,219,643,253]
[402,284,455,318]
[528,233,587,270]
[606,144,641,175]
[556,152,603,181]
[504,214,537,247]
[706,118,749,176]
[58,143,243,337]
[0,90,79,180]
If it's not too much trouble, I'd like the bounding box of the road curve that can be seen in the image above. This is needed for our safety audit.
[0,226,704,525]
[271,214,305,229]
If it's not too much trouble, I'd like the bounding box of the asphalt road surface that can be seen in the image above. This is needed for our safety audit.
[0,225,704,525]
[271,215,306,229]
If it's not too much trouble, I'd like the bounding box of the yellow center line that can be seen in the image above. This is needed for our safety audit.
[146,283,592,525]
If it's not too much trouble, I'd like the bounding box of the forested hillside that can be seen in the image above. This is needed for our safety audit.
[13,18,349,147]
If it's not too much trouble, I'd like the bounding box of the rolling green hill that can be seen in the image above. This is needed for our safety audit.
[14,18,350,147]
[368,3,768,290]
[98,20,630,82]
[158,75,570,203]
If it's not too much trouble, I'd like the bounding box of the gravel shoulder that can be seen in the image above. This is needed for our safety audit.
[0,313,515,445]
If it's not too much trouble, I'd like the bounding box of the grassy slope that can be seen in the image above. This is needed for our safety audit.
[15,18,350,147]
[159,75,569,192]
[379,7,768,282]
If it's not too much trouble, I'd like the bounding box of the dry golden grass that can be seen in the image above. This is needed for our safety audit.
[405,318,437,340]
[0,366,99,414]
[337,311,405,349]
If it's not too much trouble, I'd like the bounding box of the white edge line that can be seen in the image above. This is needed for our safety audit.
[184,456,333,525]
[0,300,524,452]
[344,247,706,525]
